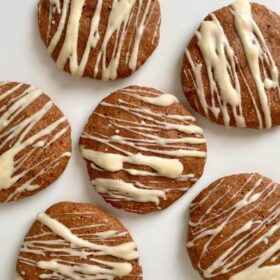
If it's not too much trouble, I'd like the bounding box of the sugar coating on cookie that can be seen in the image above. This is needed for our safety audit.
[80,86,207,214]
[187,173,280,280]
[16,202,142,279]
[0,82,71,203]
[38,0,161,81]
[182,0,280,129]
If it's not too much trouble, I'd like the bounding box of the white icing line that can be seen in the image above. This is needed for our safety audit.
[94,0,136,80]
[186,0,280,129]
[129,0,152,71]
[48,0,70,54]
[18,211,140,279]
[37,259,133,279]
[0,84,70,201]
[47,0,159,80]
[188,173,280,279]
[101,101,203,134]
[81,88,206,207]
[37,213,139,260]
[56,0,86,72]
[49,0,61,13]
[230,264,280,280]
[196,14,245,127]
[122,91,179,107]
[185,50,209,118]
[232,0,278,129]
[93,178,166,205]
[81,148,184,179]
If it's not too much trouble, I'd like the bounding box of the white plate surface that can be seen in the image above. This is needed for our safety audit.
[1,0,280,279]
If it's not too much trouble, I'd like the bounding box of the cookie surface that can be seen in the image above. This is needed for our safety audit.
[80,85,207,214]
[181,0,280,129]
[187,173,280,280]
[16,202,142,280]
[0,82,71,203]
[38,0,161,81]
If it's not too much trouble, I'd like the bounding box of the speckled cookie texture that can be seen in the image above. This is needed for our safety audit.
[187,173,280,280]
[16,202,142,280]
[38,0,161,81]
[80,85,207,214]
[181,0,280,129]
[0,82,71,203]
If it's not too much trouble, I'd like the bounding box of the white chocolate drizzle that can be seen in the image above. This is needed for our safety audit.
[45,0,160,80]
[185,0,280,128]
[93,179,166,205]
[37,213,138,260]
[232,0,278,129]
[128,0,153,71]
[80,87,206,211]
[0,83,71,202]
[49,0,61,13]
[81,148,184,179]
[196,14,245,128]
[121,88,180,107]
[188,174,280,279]
[17,210,140,279]
[230,265,280,280]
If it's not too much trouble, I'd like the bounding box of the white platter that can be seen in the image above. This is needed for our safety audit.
[1,0,280,279]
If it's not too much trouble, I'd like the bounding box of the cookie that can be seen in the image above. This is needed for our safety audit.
[38,0,161,81]
[16,202,142,279]
[0,82,71,203]
[187,173,280,280]
[80,85,207,214]
[181,0,280,129]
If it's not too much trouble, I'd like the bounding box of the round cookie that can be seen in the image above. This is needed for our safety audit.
[80,85,207,214]
[16,202,142,280]
[0,82,71,203]
[187,173,280,280]
[38,0,161,81]
[181,0,280,129]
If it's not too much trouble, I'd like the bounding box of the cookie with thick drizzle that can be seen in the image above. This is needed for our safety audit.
[16,202,142,279]
[182,0,280,129]
[38,0,161,81]
[187,173,280,280]
[80,85,207,214]
[0,82,71,203]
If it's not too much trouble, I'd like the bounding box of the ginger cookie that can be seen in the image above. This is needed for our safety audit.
[0,82,71,203]
[38,0,161,81]
[16,202,142,280]
[80,86,207,214]
[187,173,280,280]
[181,0,280,129]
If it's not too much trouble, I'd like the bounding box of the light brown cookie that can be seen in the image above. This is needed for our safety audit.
[181,0,280,129]
[0,82,71,203]
[80,85,207,214]
[16,202,142,280]
[38,0,161,81]
[187,173,280,280]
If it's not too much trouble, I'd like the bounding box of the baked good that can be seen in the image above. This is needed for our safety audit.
[80,85,207,214]
[181,0,280,129]
[38,0,161,81]
[16,202,142,279]
[0,82,71,203]
[187,173,280,280]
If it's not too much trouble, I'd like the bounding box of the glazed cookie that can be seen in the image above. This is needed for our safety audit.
[0,82,71,203]
[80,86,207,214]
[187,173,280,280]
[38,0,161,81]
[181,0,280,129]
[16,202,142,279]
